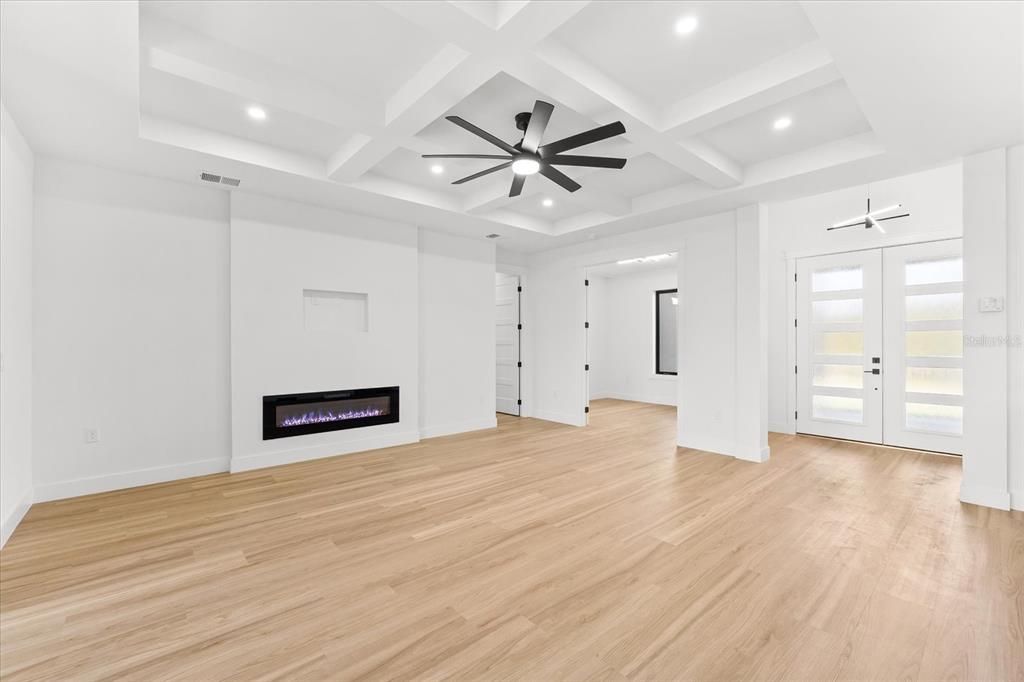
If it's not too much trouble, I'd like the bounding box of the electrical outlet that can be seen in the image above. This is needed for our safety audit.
[84,428,100,444]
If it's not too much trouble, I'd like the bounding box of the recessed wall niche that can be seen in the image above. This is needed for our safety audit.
[303,289,368,333]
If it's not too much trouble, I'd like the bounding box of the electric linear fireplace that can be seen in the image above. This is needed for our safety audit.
[262,386,399,440]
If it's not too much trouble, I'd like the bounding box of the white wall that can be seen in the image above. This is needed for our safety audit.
[32,159,231,501]
[760,163,964,433]
[418,228,496,438]
[588,268,677,406]
[0,103,34,546]
[229,192,420,471]
[517,209,768,462]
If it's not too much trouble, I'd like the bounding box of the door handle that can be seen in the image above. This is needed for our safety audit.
[863,369,881,375]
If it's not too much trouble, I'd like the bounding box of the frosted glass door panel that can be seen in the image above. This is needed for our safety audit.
[797,250,882,443]
[883,240,964,454]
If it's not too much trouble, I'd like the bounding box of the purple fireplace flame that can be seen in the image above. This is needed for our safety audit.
[279,406,386,427]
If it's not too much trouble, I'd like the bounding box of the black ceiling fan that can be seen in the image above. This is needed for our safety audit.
[422,100,627,197]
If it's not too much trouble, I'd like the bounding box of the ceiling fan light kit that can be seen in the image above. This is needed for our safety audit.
[422,99,628,197]
[827,197,910,232]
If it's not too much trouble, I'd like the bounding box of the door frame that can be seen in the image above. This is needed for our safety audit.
[789,236,964,451]
[783,233,961,435]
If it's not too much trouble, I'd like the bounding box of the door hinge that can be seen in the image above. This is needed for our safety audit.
[517,361,522,368]
[584,279,589,286]
[794,273,797,282]
[584,321,589,329]
[794,318,798,328]
[585,364,590,371]
[584,406,590,414]
[517,285,522,293]
[517,323,522,330]
[795,410,798,420]
[794,365,798,374]
[517,399,522,406]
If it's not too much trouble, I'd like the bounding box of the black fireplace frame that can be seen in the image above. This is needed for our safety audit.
[262,386,400,440]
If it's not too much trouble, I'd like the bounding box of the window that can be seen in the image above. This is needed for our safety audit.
[655,288,678,375]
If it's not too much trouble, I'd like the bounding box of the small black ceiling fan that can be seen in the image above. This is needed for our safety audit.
[422,100,627,198]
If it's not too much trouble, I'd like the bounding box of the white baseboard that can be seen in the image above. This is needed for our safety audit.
[594,392,676,407]
[677,437,770,464]
[231,430,420,473]
[768,422,795,435]
[959,482,1012,511]
[532,410,585,427]
[735,445,771,463]
[420,417,497,439]
[1,488,34,549]
[1010,488,1024,512]
[34,458,229,503]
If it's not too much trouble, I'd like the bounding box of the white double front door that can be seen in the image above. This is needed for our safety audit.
[796,239,964,454]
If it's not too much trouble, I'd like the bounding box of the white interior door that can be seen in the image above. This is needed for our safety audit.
[495,273,520,415]
[797,249,883,442]
[882,240,964,453]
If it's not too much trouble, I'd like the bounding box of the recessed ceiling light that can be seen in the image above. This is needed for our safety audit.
[542,198,554,207]
[430,164,444,174]
[773,116,792,131]
[675,15,698,35]
[511,158,541,175]
[247,106,267,121]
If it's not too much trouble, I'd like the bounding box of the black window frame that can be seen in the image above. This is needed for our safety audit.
[655,288,678,376]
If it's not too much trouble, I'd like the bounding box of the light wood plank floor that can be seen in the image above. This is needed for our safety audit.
[1,399,1022,681]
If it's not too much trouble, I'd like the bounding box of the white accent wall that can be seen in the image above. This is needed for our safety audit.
[32,159,232,501]
[0,103,35,547]
[588,268,677,406]
[228,193,421,471]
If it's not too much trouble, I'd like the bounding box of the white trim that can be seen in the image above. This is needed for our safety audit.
[34,458,229,503]
[768,422,795,435]
[532,410,585,427]
[230,431,420,473]
[1011,490,1024,512]
[420,418,497,439]
[735,446,772,463]
[677,435,737,458]
[594,391,676,407]
[783,233,963,261]
[959,482,1011,511]
[1,488,34,549]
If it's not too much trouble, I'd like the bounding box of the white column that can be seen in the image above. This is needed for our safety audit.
[735,205,770,462]
[961,148,1011,509]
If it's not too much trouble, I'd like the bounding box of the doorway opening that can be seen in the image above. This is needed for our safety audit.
[584,253,679,425]
[795,238,964,454]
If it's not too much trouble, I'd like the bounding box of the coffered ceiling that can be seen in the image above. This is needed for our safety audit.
[2,1,1021,252]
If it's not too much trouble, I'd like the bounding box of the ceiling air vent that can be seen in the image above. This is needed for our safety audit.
[199,172,241,188]
[485,233,501,239]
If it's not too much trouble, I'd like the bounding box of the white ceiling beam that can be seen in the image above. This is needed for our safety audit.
[512,41,744,188]
[661,41,843,137]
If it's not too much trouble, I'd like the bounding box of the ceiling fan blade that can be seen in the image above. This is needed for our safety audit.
[452,161,512,185]
[539,121,626,157]
[547,155,627,169]
[875,213,911,222]
[521,100,554,154]
[445,116,518,155]
[509,174,526,198]
[422,154,512,159]
[826,220,868,231]
[539,164,581,193]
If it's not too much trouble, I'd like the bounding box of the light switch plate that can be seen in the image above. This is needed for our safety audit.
[978,296,1004,313]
